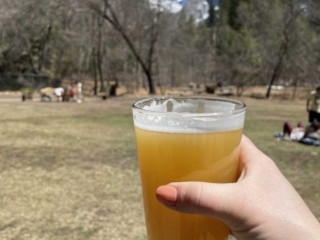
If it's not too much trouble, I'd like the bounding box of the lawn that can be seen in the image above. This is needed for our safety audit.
[0,97,319,240]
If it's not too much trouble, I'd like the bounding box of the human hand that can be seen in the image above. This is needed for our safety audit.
[156,135,320,240]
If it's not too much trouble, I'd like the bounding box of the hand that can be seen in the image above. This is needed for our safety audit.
[156,135,320,240]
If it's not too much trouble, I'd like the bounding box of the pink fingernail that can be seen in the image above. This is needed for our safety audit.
[156,185,177,206]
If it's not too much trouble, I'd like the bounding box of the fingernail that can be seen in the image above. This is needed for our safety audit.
[156,185,177,206]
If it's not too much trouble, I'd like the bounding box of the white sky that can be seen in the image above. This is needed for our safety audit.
[149,0,184,13]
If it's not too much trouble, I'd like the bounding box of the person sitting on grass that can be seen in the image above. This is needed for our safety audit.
[282,121,305,141]
[275,120,320,146]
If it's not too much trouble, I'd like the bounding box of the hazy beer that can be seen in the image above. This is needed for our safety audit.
[133,98,246,240]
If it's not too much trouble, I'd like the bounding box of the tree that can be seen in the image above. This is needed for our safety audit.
[1,0,320,96]
[89,0,163,94]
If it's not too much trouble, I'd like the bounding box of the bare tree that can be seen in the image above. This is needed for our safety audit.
[89,0,162,94]
[265,2,301,99]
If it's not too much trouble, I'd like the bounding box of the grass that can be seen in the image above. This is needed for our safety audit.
[0,99,145,240]
[0,97,319,240]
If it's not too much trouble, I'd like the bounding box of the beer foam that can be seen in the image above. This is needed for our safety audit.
[133,98,246,133]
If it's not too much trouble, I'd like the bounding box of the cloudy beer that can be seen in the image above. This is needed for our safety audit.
[133,98,246,240]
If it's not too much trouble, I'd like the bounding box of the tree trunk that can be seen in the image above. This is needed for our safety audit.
[292,78,298,100]
[96,14,105,92]
[266,7,294,99]
[266,45,285,99]
[170,55,176,88]
[97,49,104,92]
[38,25,52,72]
[92,48,98,95]
[145,70,155,95]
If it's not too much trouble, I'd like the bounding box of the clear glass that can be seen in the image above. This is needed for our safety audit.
[132,97,246,240]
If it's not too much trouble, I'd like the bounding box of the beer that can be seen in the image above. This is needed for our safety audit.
[133,97,246,240]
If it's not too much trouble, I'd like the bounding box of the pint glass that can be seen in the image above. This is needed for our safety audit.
[132,97,246,240]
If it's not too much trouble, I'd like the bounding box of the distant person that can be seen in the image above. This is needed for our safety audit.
[40,87,55,102]
[77,82,82,103]
[282,121,305,141]
[306,85,320,123]
[72,84,78,101]
[63,85,73,102]
[54,87,64,102]
[275,121,320,146]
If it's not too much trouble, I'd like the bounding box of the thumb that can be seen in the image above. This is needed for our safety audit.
[156,182,243,227]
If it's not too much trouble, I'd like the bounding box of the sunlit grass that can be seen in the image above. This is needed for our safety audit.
[0,97,319,240]
[0,100,145,240]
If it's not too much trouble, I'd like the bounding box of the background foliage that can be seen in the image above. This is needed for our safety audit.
[0,0,320,95]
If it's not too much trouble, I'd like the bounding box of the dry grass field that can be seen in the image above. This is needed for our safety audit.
[0,96,319,240]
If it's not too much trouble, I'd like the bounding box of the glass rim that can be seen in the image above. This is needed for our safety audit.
[132,96,246,117]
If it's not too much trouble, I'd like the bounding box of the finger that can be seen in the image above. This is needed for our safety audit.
[156,182,242,226]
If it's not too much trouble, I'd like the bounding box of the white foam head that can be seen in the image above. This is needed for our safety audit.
[132,97,246,133]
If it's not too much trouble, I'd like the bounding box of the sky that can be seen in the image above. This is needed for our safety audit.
[149,0,187,13]
[149,0,221,14]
